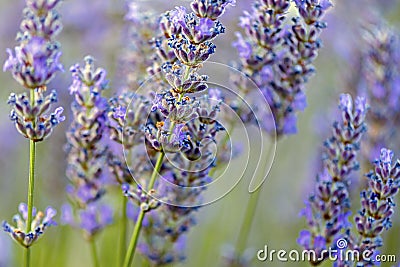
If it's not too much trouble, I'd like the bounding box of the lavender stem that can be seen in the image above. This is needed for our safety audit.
[235,187,262,255]
[234,145,270,258]
[123,82,188,266]
[25,89,37,267]
[123,206,146,267]
[118,195,128,267]
[90,238,100,267]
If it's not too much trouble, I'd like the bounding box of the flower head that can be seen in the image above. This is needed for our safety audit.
[231,0,332,136]
[3,204,57,248]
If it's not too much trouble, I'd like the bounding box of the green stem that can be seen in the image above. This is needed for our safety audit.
[234,145,269,256]
[25,89,36,267]
[122,66,190,267]
[122,208,145,267]
[234,188,262,254]
[24,247,30,267]
[27,139,36,231]
[90,239,100,267]
[122,152,165,267]
[118,195,128,267]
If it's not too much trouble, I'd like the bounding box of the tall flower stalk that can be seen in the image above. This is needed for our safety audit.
[62,56,113,266]
[353,21,400,171]
[223,0,332,264]
[1,0,64,266]
[298,94,368,265]
[343,148,400,266]
[110,2,159,264]
[232,0,332,136]
[108,1,235,266]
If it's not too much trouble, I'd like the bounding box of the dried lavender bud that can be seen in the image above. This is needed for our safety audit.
[298,94,368,265]
[144,121,192,153]
[151,92,199,123]
[122,184,161,213]
[4,37,63,89]
[163,63,208,94]
[2,203,56,248]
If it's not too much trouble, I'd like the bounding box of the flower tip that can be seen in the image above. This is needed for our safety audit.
[339,93,353,112]
[380,148,394,164]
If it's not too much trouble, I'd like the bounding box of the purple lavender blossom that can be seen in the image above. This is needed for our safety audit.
[107,1,231,264]
[7,90,65,141]
[79,203,113,237]
[2,203,57,248]
[340,148,400,266]
[115,0,159,92]
[3,0,64,141]
[231,0,332,136]
[2,0,64,255]
[64,56,112,238]
[4,0,63,89]
[355,21,400,166]
[298,94,368,265]
[190,0,235,20]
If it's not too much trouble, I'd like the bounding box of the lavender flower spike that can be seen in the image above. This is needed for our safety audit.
[2,203,57,248]
[344,148,400,266]
[298,94,368,265]
[64,56,112,238]
[232,0,332,136]
[357,21,400,165]
[4,0,64,141]
[4,0,63,89]
[115,0,231,265]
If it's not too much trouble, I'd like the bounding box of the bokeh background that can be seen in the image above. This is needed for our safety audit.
[0,0,399,266]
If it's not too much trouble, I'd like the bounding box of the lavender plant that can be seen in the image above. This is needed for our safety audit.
[107,2,159,265]
[298,93,368,265]
[342,148,400,266]
[1,0,64,266]
[62,56,112,266]
[223,1,332,265]
[353,21,400,169]
[115,1,158,92]
[105,1,235,266]
[232,0,332,136]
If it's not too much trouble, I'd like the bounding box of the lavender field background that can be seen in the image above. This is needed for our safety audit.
[0,0,399,266]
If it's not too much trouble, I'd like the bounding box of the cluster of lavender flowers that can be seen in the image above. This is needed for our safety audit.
[105,0,234,265]
[62,56,113,239]
[2,204,57,248]
[231,0,332,136]
[299,93,400,266]
[115,1,158,92]
[354,21,400,166]
[298,94,368,265]
[4,0,65,141]
[345,148,400,266]
[2,0,63,249]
